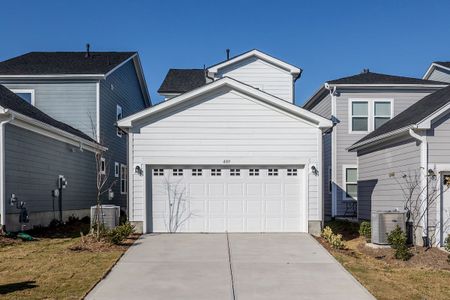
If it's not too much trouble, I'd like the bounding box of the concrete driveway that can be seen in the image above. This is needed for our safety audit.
[86,233,374,300]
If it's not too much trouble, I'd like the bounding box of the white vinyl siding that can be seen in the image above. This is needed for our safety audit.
[215,57,294,102]
[129,88,321,225]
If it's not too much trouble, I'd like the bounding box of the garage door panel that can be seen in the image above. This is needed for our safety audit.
[151,167,305,233]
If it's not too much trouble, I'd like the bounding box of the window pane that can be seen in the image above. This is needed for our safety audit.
[375,102,391,116]
[346,168,357,182]
[375,117,390,129]
[346,184,357,199]
[352,102,368,116]
[16,93,32,104]
[352,117,368,131]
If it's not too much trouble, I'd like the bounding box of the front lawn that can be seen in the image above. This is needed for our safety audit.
[318,220,450,300]
[0,221,137,300]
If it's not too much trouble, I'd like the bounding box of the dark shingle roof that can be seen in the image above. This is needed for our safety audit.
[354,85,450,145]
[327,71,445,85]
[0,52,136,75]
[158,69,207,93]
[435,62,450,69]
[0,85,95,142]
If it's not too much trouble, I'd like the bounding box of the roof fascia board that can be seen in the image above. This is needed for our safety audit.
[348,125,413,152]
[302,85,329,110]
[208,50,301,75]
[118,77,332,129]
[416,102,450,129]
[326,83,447,88]
[423,63,450,79]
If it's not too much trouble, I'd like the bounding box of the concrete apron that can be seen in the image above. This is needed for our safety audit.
[86,233,374,300]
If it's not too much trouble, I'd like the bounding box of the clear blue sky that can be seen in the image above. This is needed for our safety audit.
[1,0,449,105]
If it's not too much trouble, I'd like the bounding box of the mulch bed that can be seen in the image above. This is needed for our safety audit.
[68,233,140,252]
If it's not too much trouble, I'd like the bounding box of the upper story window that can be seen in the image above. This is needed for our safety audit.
[11,89,35,105]
[349,99,393,133]
[116,105,123,137]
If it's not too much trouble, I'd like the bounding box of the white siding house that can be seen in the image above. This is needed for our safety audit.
[119,77,331,234]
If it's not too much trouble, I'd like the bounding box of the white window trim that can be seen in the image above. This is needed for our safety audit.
[348,98,393,134]
[114,162,119,178]
[120,164,127,195]
[11,89,35,106]
[342,165,358,201]
[116,104,123,137]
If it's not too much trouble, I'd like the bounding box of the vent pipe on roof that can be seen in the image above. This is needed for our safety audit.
[362,68,369,74]
[85,43,91,58]
[226,49,230,60]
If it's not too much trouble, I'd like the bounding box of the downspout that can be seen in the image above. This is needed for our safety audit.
[0,112,14,228]
[409,128,429,246]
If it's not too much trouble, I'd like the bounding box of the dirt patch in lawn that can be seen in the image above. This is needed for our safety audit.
[318,220,450,300]
[0,223,139,300]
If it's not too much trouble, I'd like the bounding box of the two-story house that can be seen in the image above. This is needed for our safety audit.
[303,70,447,220]
[0,50,151,229]
[117,49,332,234]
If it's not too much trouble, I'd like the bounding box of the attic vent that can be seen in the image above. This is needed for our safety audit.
[226,49,230,60]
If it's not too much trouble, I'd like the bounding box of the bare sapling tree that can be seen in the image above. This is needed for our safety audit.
[395,167,450,247]
[89,115,116,240]
[163,174,192,233]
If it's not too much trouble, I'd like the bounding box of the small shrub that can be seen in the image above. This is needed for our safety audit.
[445,234,450,252]
[66,215,79,225]
[321,226,346,249]
[107,222,135,245]
[49,219,63,228]
[359,221,371,242]
[387,225,412,261]
[119,210,128,225]
[80,216,90,224]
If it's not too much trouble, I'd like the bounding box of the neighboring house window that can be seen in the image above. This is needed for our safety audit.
[11,89,35,105]
[100,157,106,175]
[116,105,123,137]
[114,162,120,177]
[120,164,127,194]
[343,167,357,200]
[349,99,393,133]
[374,101,392,129]
[351,101,369,132]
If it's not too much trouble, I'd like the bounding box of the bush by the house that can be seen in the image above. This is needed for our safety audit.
[387,225,412,261]
[359,221,371,242]
[107,222,135,245]
[321,226,346,250]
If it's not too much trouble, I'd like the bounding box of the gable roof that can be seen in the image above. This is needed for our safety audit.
[207,49,302,78]
[0,52,136,75]
[0,84,96,143]
[158,69,207,94]
[303,71,447,111]
[119,77,332,129]
[349,85,450,151]
[327,71,445,85]
[423,61,450,80]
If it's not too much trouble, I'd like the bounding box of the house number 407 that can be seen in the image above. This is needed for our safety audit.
[223,159,231,164]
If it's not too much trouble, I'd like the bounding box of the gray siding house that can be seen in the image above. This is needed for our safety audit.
[0,85,103,231]
[423,62,450,83]
[303,71,447,220]
[349,86,450,246]
[0,51,151,209]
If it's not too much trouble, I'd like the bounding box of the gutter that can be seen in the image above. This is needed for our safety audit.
[0,112,14,227]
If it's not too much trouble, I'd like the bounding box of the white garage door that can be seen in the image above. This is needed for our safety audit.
[150,167,305,232]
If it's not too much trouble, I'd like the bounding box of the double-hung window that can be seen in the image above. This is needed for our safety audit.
[350,99,393,133]
[116,105,123,137]
[11,89,35,105]
[343,167,357,200]
[351,101,369,132]
[374,101,391,130]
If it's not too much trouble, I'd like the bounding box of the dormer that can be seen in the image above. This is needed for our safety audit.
[207,50,301,103]
[158,50,302,103]
[423,62,450,83]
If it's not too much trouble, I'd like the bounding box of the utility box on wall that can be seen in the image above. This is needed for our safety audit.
[371,211,406,244]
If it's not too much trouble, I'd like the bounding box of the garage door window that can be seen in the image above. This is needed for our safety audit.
[287,169,298,176]
[268,169,278,176]
[153,169,164,176]
[173,169,183,176]
[230,169,240,176]
[211,169,222,176]
[192,169,202,176]
[249,169,259,176]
